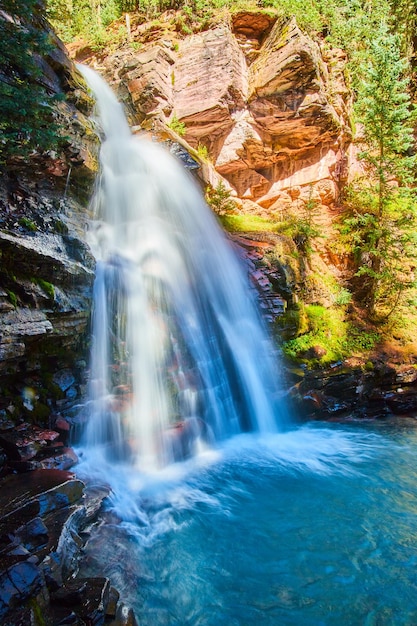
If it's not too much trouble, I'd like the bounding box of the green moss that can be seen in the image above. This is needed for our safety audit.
[218,213,278,232]
[30,401,50,422]
[29,598,46,626]
[282,302,381,367]
[18,217,37,232]
[130,41,142,51]
[53,218,69,235]
[33,278,55,300]
[5,290,17,307]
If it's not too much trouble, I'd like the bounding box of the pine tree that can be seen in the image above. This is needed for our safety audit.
[346,22,417,318]
[0,0,63,165]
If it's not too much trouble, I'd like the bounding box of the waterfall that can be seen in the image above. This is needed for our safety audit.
[79,65,287,472]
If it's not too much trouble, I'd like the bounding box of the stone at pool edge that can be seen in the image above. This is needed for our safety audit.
[0,469,84,522]
[0,469,138,624]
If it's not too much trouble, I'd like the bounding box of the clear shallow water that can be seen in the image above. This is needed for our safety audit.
[77,419,417,625]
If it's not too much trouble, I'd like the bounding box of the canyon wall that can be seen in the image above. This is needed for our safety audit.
[91,11,352,226]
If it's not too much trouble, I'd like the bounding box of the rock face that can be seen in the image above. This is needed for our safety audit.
[0,11,97,429]
[287,362,417,421]
[174,25,248,150]
[91,11,351,219]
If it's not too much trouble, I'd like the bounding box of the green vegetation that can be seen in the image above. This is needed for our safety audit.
[342,23,417,320]
[196,143,209,160]
[274,189,322,258]
[167,114,186,136]
[18,218,37,232]
[37,279,55,300]
[5,290,17,308]
[32,278,55,300]
[206,181,238,215]
[0,0,64,165]
[280,304,381,366]
[219,213,277,232]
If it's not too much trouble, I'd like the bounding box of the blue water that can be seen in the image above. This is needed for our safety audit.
[77,419,417,625]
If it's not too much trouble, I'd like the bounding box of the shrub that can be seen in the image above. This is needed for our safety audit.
[167,114,186,136]
[205,181,237,215]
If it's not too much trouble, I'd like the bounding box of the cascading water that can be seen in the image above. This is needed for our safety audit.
[79,65,287,472]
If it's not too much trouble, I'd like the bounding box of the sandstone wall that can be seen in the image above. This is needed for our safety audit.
[95,11,352,222]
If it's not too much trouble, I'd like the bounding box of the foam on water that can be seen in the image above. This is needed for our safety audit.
[76,424,387,525]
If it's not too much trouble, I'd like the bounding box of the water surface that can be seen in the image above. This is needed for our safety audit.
[77,419,417,625]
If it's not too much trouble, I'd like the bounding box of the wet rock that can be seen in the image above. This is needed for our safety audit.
[0,466,128,624]
[0,423,72,467]
[289,360,417,421]
[0,470,84,523]
[53,369,76,393]
[51,577,110,626]
[385,392,417,415]
[15,517,49,552]
[83,484,112,522]
[0,430,41,461]
[53,609,86,625]
[106,587,120,619]
[51,580,89,606]
[41,504,86,587]
[0,559,44,621]
[395,367,417,385]
[111,603,139,626]
[35,447,79,471]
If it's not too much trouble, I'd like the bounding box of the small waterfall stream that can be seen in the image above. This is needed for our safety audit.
[79,66,287,472]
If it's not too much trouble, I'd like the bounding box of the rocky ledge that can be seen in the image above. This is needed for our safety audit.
[288,361,417,422]
[0,467,137,625]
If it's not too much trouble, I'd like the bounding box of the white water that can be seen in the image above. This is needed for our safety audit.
[78,65,287,472]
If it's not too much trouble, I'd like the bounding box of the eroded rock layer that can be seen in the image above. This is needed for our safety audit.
[93,11,351,220]
[0,12,97,428]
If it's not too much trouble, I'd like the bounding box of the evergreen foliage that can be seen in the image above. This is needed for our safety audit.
[206,181,237,215]
[342,23,417,319]
[0,0,63,164]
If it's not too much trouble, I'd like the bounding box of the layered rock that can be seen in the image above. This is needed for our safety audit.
[0,13,97,426]
[173,25,248,152]
[86,11,351,219]
[288,361,417,421]
[220,16,350,211]
[0,469,137,624]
